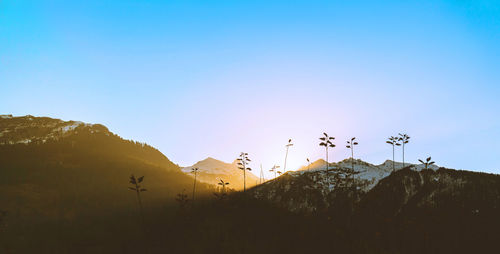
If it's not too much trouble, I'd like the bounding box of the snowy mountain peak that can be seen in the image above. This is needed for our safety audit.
[0,114,13,119]
[0,115,111,145]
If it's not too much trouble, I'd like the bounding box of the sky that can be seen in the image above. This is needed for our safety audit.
[1,0,499,177]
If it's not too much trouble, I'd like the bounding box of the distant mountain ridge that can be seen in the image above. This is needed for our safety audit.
[295,158,439,190]
[250,158,444,212]
[182,157,259,190]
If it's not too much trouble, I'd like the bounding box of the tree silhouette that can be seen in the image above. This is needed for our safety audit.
[346,137,359,172]
[283,139,294,173]
[128,174,147,226]
[418,156,435,170]
[398,133,410,168]
[269,165,280,179]
[237,152,252,192]
[319,132,335,181]
[386,136,401,172]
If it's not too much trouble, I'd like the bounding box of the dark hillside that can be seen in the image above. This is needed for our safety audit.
[355,167,500,253]
[0,116,212,253]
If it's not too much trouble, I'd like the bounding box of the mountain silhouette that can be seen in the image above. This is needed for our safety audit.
[182,157,259,190]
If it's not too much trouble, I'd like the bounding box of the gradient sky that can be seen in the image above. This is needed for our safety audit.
[1,0,499,177]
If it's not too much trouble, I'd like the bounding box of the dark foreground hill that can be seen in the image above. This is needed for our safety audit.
[154,167,500,254]
[0,115,212,253]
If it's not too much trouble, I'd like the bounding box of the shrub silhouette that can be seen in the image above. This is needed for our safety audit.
[319,132,336,183]
[283,139,294,173]
[398,133,410,167]
[237,152,252,192]
[346,137,359,172]
[386,136,401,172]
[418,156,435,170]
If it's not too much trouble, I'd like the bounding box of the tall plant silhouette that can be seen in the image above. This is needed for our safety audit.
[398,133,410,168]
[418,156,435,170]
[191,167,199,204]
[237,152,252,192]
[214,179,230,200]
[218,179,230,192]
[259,164,265,184]
[283,139,294,173]
[319,133,336,179]
[306,158,311,171]
[269,165,280,179]
[128,174,147,225]
[386,136,401,172]
[346,137,359,172]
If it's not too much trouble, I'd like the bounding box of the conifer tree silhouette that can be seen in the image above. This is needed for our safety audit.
[418,156,435,170]
[398,133,410,168]
[283,139,294,173]
[191,167,199,204]
[346,137,359,172]
[319,133,335,180]
[237,152,252,192]
[386,136,401,172]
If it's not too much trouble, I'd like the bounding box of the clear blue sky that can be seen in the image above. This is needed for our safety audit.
[1,0,499,176]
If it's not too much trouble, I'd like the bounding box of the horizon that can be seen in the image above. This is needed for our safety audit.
[2,0,499,177]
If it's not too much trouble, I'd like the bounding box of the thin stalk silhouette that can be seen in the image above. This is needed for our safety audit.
[237,152,252,192]
[306,158,311,171]
[191,167,199,204]
[346,137,359,172]
[259,164,265,184]
[418,156,435,170]
[398,133,410,168]
[128,174,147,228]
[270,165,280,179]
[386,136,401,172]
[319,132,335,184]
[283,139,294,173]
